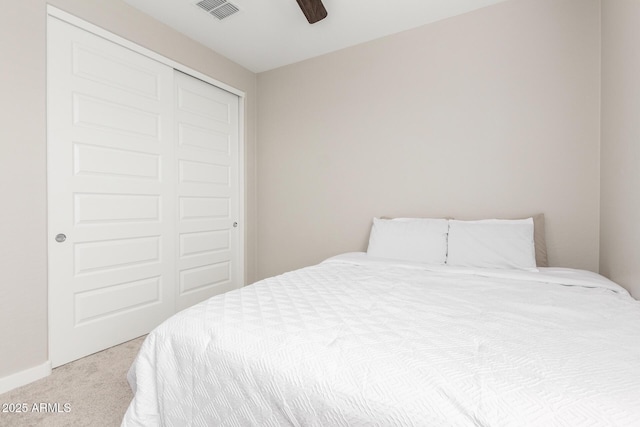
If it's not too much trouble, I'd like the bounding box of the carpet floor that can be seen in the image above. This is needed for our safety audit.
[0,335,146,427]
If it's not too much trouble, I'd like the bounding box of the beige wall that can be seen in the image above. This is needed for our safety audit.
[257,0,601,279]
[0,0,48,381]
[600,0,640,298]
[0,0,257,379]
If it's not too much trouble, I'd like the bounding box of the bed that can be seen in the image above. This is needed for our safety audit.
[122,218,640,426]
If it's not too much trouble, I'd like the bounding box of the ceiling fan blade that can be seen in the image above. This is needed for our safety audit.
[295,0,328,24]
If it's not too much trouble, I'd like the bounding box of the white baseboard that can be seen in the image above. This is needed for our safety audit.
[0,361,52,395]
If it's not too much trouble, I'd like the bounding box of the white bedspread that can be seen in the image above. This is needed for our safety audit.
[122,253,640,426]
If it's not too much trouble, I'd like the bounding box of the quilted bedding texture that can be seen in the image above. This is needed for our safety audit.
[122,253,640,427]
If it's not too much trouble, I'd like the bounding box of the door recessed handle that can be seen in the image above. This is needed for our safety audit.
[55,233,67,243]
[233,222,238,228]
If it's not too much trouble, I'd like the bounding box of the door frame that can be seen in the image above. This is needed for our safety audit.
[46,5,246,359]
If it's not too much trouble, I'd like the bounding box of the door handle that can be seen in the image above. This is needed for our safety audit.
[55,233,67,243]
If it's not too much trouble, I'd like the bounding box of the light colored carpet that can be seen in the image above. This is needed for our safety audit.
[0,335,146,427]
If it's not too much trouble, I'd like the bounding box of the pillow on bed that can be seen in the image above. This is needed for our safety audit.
[446,218,537,271]
[530,213,548,267]
[367,217,449,264]
[451,213,548,267]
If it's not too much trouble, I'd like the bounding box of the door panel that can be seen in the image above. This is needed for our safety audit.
[48,18,176,367]
[174,71,240,311]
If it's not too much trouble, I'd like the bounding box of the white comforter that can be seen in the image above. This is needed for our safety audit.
[122,253,640,426]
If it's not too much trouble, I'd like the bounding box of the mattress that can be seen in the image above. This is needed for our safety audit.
[122,253,640,426]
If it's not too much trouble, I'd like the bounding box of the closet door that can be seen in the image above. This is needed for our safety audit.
[174,71,241,310]
[47,18,176,367]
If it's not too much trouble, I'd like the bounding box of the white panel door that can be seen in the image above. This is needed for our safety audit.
[174,71,241,311]
[47,18,176,367]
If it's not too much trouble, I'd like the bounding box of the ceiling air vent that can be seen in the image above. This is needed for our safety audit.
[195,0,239,20]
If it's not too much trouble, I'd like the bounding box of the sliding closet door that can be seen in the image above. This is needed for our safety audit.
[48,14,244,367]
[47,18,176,367]
[174,72,241,311]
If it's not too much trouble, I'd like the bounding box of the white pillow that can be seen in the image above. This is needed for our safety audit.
[367,217,449,264]
[446,218,537,271]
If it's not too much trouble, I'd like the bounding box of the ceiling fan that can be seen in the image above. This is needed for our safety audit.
[295,0,328,24]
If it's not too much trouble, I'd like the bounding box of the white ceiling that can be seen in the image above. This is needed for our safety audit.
[123,0,510,73]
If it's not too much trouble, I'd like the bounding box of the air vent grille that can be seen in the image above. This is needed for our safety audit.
[195,0,239,20]
[196,0,226,12]
[210,3,239,20]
